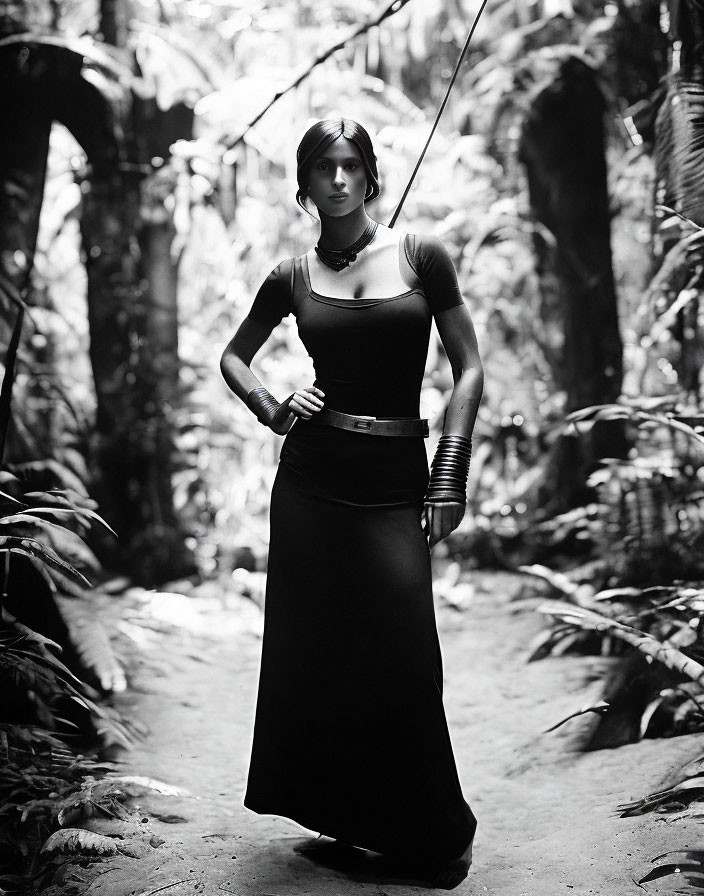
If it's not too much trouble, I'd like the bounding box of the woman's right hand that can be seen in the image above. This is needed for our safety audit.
[269,386,325,434]
[289,386,325,420]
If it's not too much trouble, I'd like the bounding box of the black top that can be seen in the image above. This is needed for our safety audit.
[244,233,464,419]
[240,233,466,505]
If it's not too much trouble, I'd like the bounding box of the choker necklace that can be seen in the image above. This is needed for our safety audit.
[315,220,379,271]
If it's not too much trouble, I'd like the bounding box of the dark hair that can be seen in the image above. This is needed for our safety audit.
[295,119,380,211]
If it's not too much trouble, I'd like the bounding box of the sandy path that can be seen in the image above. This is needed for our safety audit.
[89,571,704,896]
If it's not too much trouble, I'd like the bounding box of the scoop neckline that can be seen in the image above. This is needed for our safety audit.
[301,237,420,303]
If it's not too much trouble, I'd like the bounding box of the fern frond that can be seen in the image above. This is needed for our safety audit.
[55,595,127,693]
[656,78,704,225]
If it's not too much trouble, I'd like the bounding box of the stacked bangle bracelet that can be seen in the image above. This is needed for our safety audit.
[247,386,282,427]
[425,435,472,504]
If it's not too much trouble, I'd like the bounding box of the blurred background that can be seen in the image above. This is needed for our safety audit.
[4,0,702,586]
[2,0,704,887]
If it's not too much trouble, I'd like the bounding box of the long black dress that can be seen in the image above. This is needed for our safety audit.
[242,234,477,866]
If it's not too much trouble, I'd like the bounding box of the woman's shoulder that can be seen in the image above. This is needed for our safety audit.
[404,231,452,258]
[402,232,464,311]
[248,257,297,325]
[265,256,296,285]
[402,232,457,275]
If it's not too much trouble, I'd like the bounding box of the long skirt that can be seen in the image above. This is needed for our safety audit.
[244,431,476,865]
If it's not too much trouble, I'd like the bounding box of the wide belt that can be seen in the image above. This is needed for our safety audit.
[312,407,429,438]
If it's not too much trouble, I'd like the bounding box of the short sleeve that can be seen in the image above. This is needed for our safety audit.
[245,259,294,329]
[405,234,464,315]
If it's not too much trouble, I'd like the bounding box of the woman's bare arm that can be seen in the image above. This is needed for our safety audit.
[423,303,484,548]
[435,303,484,438]
[220,317,324,433]
[220,317,272,403]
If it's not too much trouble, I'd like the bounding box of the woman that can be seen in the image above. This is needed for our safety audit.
[220,118,483,890]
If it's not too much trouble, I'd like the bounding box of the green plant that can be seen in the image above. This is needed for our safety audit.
[564,400,704,583]
[0,474,131,886]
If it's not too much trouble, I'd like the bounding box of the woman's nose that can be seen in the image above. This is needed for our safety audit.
[332,166,345,187]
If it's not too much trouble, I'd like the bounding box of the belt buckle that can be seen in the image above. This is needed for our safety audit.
[353,414,376,430]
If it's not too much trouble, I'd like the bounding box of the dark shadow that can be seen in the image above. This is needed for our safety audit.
[291,836,438,888]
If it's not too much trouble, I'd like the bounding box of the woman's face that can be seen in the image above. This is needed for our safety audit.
[306,136,368,217]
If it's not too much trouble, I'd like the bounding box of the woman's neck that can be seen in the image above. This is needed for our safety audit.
[318,206,372,249]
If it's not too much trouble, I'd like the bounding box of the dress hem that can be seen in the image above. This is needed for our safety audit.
[242,796,477,866]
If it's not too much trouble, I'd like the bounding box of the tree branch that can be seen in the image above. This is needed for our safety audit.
[224,0,413,152]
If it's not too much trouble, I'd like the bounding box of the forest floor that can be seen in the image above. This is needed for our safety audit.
[61,569,704,896]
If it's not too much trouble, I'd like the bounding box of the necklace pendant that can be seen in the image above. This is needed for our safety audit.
[315,220,379,272]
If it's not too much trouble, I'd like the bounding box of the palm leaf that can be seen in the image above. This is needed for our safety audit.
[652,850,704,864]
[639,862,704,884]
[527,623,574,660]
[40,828,122,857]
[620,777,704,816]
[23,489,92,508]
[0,489,24,506]
[0,515,101,572]
[564,403,704,449]
[656,77,704,225]
[0,723,70,755]
[26,506,117,537]
[0,536,90,586]
[519,563,580,597]
[538,599,704,686]
[10,460,88,496]
[1,608,62,652]
[26,554,59,594]
[106,775,190,797]
[1,643,84,687]
[639,692,669,740]
[0,649,75,699]
[44,565,86,598]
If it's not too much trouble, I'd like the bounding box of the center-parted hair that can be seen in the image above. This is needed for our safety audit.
[296,119,380,211]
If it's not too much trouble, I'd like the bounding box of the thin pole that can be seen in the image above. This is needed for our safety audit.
[388,0,491,228]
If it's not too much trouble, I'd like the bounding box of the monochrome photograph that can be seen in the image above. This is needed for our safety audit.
[1,0,703,893]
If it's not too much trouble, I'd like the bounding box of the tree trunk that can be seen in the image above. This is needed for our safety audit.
[81,165,193,583]
[0,67,50,301]
[80,0,194,583]
[0,41,53,461]
[519,55,627,513]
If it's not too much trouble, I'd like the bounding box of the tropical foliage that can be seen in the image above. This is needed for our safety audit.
[518,205,704,749]
[0,471,133,887]
[2,0,704,882]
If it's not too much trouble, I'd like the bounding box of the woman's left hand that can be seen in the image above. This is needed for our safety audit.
[422,501,465,549]
[269,385,325,434]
